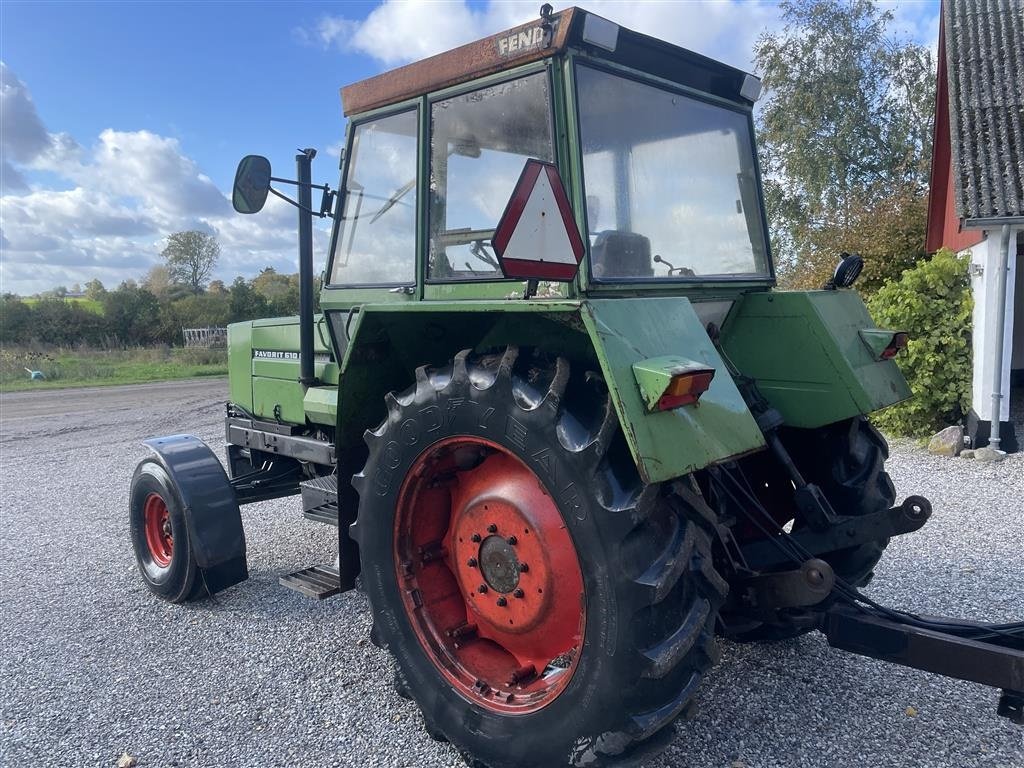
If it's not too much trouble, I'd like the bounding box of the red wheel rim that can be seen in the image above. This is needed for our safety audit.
[394,437,586,714]
[143,492,174,568]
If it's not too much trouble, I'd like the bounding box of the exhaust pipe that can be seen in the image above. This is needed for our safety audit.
[296,148,317,388]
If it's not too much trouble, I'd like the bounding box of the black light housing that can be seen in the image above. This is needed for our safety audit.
[825,252,864,290]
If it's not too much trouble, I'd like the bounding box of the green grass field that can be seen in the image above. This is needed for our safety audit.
[22,297,105,315]
[0,346,227,391]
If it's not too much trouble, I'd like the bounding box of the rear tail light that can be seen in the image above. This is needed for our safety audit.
[657,369,715,411]
[880,332,910,360]
[859,328,910,361]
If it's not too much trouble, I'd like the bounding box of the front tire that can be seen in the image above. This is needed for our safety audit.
[129,459,202,603]
[352,348,726,768]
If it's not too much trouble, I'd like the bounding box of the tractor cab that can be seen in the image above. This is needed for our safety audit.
[323,5,771,306]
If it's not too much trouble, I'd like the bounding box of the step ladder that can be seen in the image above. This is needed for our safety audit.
[279,565,341,600]
[280,475,344,599]
[299,474,339,526]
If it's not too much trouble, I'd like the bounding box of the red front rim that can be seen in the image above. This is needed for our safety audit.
[143,492,173,568]
[394,437,586,715]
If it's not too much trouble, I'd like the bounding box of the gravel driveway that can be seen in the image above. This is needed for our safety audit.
[1,379,1021,768]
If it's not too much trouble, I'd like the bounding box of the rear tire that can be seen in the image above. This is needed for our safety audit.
[129,459,202,603]
[352,348,727,768]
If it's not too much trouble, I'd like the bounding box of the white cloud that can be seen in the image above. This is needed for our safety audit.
[1,62,52,164]
[307,0,781,72]
[0,65,303,295]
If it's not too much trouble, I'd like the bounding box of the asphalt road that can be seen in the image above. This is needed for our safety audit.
[1,379,1021,768]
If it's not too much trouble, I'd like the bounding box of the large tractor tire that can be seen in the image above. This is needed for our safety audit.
[352,347,727,768]
[785,416,896,585]
[129,459,203,603]
[733,416,895,642]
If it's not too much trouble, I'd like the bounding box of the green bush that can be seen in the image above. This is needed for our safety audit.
[867,249,972,436]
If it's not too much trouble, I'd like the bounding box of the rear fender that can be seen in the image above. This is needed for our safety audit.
[336,298,765,486]
[581,298,765,483]
[142,435,248,594]
[718,290,912,428]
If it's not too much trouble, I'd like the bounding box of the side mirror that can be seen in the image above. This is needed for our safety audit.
[232,155,272,214]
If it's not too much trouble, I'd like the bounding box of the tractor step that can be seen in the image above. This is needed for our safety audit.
[279,565,341,599]
[300,474,339,526]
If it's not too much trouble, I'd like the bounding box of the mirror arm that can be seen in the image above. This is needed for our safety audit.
[268,186,330,218]
[269,176,332,193]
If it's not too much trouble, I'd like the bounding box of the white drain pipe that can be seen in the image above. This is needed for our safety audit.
[987,224,1012,450]
[963,217,1023,450]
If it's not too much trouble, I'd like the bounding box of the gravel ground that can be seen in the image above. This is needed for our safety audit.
[1,379,1021,768]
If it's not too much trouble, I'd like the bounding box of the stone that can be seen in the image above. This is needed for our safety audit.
[960,449,975,459]
[117,754,137,768]
[927,425,964,456]
[974,446,1006,463]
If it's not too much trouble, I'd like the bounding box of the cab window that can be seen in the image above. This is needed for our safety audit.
[330,108,418,286]
[576,65,770,281]
[428,71,554,281]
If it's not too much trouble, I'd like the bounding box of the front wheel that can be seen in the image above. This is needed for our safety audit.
[129,459,202,603]
[353,348,726,768]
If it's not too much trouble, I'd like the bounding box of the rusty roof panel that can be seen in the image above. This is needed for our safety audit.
[341,8,579,116]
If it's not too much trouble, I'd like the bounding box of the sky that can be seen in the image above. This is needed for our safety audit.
[0,0,940,296]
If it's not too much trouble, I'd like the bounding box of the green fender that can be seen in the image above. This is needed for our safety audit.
[335,297,765,485]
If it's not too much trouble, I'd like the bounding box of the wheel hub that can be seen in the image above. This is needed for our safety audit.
[393,436,585,714]
[143,492,173,568]
[478,535,520,594]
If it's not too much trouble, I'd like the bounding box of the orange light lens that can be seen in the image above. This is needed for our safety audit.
[881,332,910,359]
[657,370,715,410]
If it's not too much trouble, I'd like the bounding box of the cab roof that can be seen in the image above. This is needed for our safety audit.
[340,6,758,117]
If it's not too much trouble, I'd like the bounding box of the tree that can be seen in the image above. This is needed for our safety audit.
[102,282,161,345]
[83,279,107,301]
[251,267,300,315]
[228,276,269,323]
[0,295,33,344]
[161,230,220,294]
[787,186,929,294]
[754,0,935,285]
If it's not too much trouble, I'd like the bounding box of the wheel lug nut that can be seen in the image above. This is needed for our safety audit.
[471,533,482,543]
[487,523,498,533]
[496,597,507,607]
[519,563,529,573]
[506,535,517,545]
[478,584,488,594]
[513,589,524,599]
[467,558,478,568]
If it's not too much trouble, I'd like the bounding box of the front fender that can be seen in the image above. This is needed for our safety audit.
[142,434,248,594]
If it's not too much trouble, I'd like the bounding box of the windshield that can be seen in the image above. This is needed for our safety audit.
[576,65,770,281]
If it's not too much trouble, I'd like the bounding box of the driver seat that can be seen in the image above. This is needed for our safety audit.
[591,231,653,278]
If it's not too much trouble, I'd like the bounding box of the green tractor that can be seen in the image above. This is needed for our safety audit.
[129,6,1023,767]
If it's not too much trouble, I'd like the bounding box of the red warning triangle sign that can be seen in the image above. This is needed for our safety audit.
[492,159,585,281]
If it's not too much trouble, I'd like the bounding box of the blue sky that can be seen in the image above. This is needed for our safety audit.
[0,0,940,295]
